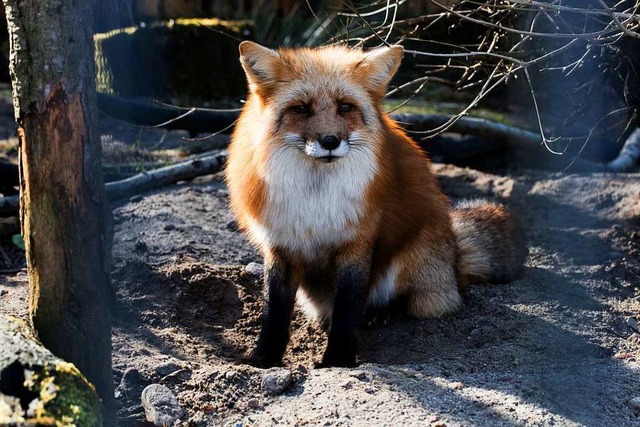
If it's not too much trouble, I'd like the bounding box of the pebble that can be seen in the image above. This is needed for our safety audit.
[226,220,239,232]
[141,384,184,426]
[163,224,176,231]
[225,371,237,381]
[450,381,464,390]
[155,362,183,377]
[364,386,377,394]
[613,351,633,360]
[350,371,371,382]
[626,317,639,333]
[115,367,143,399]
[261,369,293,395]
[0,289,8,296]
[630,397,640,413]
[245,262,264,277]
[246,397,261,409]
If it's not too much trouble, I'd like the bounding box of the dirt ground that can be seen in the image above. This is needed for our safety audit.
[1,112,640,425]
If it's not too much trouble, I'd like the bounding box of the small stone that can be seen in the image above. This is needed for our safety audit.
[350,371,370,382]
[626,317,639,333]
[0,289,8,296]
[450,381,464,390]
[247,397,261,409]
[364,386,376,394]
[261,368,292,395]
[614,351,633,360]
[163,224,176,231]
[141,384,184,426]
[225,371,237,381]
[340,380,353,390]
[129,195,143,203]
[155,362,182,377]
[629,397,640,413]
[226,220,239,232]
[121,367,142,384]
[115,367,144,400]
[245,262,264,277]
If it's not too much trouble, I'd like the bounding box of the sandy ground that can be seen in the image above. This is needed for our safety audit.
[2,130,640,425]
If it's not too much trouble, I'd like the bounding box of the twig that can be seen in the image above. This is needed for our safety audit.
[597,0,640,39]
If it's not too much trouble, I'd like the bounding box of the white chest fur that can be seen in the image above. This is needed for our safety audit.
[247,146,377,259]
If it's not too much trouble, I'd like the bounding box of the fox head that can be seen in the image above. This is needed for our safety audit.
[238,41,403,163]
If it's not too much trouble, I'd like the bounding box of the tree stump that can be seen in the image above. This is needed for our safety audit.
[0,315,102,426]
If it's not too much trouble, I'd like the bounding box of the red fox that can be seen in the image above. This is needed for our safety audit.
[225,41,527,368]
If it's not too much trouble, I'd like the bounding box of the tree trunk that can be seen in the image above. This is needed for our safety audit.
[3,0,115,421]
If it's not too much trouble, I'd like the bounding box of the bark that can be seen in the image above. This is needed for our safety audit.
[3,0,115,421]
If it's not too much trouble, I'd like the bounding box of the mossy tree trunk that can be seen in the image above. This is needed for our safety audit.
[2,0,115,421]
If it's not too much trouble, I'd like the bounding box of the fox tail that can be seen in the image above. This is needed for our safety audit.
[451,200,527,287]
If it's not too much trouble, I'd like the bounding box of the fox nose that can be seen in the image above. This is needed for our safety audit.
[319,135,341,151]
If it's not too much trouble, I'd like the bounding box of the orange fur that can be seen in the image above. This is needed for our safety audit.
[226,42,526,327]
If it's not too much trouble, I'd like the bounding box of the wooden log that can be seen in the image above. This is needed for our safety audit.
[106,151,226,200]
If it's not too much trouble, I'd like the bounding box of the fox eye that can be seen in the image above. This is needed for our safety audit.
[338,102,354,113]
[291,104,311,115]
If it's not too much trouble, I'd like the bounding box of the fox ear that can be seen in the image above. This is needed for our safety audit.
[239,41,282,92]
[359,45,404,94]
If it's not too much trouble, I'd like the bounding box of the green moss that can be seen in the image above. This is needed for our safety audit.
[0,316,102,427]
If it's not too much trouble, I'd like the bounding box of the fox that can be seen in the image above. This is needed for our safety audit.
[225,41,527,368]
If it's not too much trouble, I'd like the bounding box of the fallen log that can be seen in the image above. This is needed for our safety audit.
[97,93,238,134]
[0,315,102,426]
[105,151,226,201]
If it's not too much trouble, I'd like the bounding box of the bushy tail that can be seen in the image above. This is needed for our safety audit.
[451,200,527,287]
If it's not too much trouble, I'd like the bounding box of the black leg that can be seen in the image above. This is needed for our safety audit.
[248,258,295,368]
[320,265,368,368]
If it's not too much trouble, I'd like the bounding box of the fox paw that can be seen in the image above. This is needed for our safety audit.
[316,351,357,368]
[240,350,282,369]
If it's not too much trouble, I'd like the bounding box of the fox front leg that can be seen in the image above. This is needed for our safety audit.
[320,264,369,368]
[249,256,295,368]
